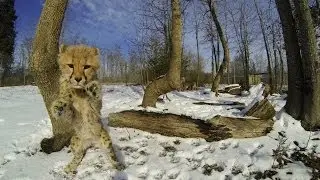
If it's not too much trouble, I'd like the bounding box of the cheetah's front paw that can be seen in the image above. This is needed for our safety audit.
[64,164,77,174]
[51,99,71,119]
[85,81,101,99]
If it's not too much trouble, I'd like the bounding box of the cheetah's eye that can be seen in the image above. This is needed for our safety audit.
[84,65,91,69]
[67,64,74,68]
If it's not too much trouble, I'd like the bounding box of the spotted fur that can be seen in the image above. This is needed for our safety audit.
[51,44,120,174]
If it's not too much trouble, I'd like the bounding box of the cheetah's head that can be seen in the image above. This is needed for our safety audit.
[58,44,100,89]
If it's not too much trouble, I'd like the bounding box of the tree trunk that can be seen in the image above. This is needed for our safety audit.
[233,62,236,84]
[293,0,320,129]
[125,62,128,85]
[216,38,220,73]
[108,110,273,141]
[211,37,216,80]
[31,0,72,153]
[254,0,274,93]
[141,64,144,84]
[278,47,284,91]
[142,0,182,107]
[240,10,250,91]
[196,23,200,87]
[243,38,250,90]
[276,0,304,119]
[213,39,219,75]
[207,0,231,96]
[0,68,8,87]
[272,25,279,92]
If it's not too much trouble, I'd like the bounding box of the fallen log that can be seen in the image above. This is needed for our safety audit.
[245,98,276,119]
[228,87,242,95]
[208,115,273,138]
[108,110,273,141]
[222,84,241,92]
[218,85,242,95]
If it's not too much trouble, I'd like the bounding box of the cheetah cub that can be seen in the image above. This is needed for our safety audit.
[51,44,120,174]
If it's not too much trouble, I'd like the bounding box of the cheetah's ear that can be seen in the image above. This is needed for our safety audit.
[59,44,67,53]
[93,47,100,56]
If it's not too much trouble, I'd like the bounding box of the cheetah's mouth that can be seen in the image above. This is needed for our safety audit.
[72,85,84,89]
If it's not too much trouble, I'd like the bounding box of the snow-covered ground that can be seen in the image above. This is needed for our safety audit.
[0,84,319,180]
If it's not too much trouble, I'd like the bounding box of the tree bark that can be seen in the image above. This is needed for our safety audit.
[293,0,320,129]
[207,0,231,96]
[31,0,72,153]
[142,0,182,107]
[275,0,303,119]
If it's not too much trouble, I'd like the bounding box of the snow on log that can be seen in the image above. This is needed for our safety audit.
[218,84,242,95]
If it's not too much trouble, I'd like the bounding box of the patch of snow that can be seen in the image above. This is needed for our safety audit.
[16,123,31,126]
[0,84,318,179]
[0,169,6,179]
[241,90,250,96]
[2,153,16,165]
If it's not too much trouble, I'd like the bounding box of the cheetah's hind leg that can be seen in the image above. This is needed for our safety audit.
[64,135,87,174]
[98,129,124,170]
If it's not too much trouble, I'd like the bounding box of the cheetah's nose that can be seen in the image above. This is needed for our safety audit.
[75,77,82,82]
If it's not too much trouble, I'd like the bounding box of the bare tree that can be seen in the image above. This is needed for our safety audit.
[226,0,255,90]
[205,0,231,95]
[254,0,274,93]
[142,0,182,107]
[270,20,285,92]
[238,1,250,91]
[203,13,219,84]
[271,23,279,92]
[277,38,285,91]
[19,37,33,85]
[31,0,71,153]
[192,1,201,87]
